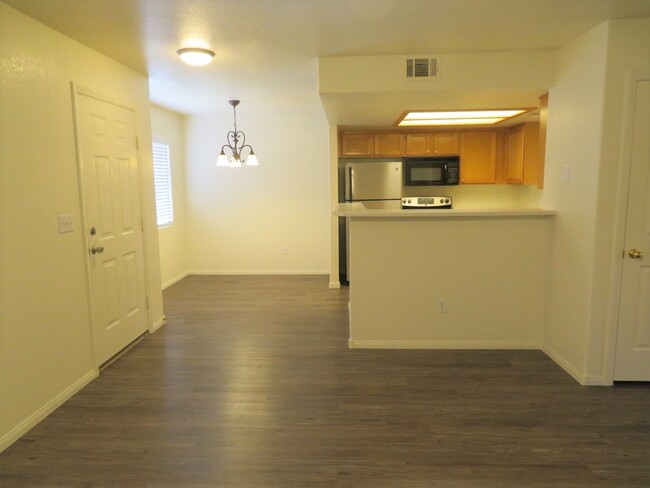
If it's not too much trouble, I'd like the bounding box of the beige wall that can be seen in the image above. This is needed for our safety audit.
[540,23,610,383]
[0,3,162,451]
[183,91,331,275]
[349,216,551,347]
[150,105,188,289]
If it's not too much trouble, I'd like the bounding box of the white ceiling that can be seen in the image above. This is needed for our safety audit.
[5,0,650,114]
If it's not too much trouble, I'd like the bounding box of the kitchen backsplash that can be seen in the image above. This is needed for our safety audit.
[401,184,543,209]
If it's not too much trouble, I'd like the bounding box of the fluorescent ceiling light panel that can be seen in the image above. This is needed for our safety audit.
[399,118,506,126]
[397,109,529,126]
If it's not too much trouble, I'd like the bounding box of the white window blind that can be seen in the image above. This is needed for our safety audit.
[152,141,174,227]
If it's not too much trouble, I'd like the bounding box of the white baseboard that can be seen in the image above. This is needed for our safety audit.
[189,269,329,276]
[149,315,166,334]
[541,345,589,385]
[0,369,98,453]
[582,375,611,386]
[329,281,341,289]
[162,271,189,290]
[348,339,540,349]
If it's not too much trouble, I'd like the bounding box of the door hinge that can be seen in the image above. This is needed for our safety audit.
[146,296,149,309]
[141,218,144,232]
[136,136,139,150]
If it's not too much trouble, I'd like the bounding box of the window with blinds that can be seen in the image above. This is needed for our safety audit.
[152,141,174,227]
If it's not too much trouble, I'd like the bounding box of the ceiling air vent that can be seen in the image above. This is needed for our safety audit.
[406,58,438,78]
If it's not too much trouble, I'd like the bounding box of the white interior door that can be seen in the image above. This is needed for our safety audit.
[614,77,650,381]
[74,89,148,366]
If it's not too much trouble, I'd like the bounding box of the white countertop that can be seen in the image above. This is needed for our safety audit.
[333,202,556,218]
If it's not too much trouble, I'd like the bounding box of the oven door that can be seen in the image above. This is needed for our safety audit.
[404,160,445,186]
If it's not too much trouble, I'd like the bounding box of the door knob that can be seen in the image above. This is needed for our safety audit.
[90,246,105,255]
[628,248,643,259]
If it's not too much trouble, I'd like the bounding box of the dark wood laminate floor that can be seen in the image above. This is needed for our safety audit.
[1,275,649,487]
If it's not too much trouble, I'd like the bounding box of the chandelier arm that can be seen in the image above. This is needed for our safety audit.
[235,130,246,150]
[226,130,238,152]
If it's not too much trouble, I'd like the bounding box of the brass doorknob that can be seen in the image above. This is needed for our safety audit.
[90,246,105,255]
[628,248,643,259]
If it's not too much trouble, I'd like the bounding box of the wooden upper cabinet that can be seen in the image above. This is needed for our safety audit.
[373,133,404,156]
[460,131,498,184]
[405,133,433,155]
[340,132,373,156]
[506,122,539,185]
[506,125,525,184]
[433,132,460,155]
[340,130,461,157]
[535,93,548,189]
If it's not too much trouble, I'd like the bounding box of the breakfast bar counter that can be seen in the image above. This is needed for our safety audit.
[334,203,556,350]
[334,202,556,218]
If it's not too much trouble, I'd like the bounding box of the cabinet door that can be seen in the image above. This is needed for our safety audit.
[340,132,373,156]
[522,122,540,186]
[433,132,460,155]
[535,94,548,189]
[405,133,432,155]
[374,133,405,156]
[506,125,525,184]
[460,131,497,184]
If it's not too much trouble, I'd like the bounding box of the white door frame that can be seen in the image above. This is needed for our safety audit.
[70,81,153,368]
[603,69,650,384]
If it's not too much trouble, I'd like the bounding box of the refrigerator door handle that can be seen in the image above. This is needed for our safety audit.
[348,167,354,201]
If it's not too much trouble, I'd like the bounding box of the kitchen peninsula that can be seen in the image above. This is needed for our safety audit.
[334,204,555,349]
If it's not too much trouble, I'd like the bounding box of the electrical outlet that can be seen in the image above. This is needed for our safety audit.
[438,298,448,313]
[281,245,289,255]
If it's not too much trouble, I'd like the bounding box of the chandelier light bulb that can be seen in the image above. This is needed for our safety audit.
[216,151,229,167]
[246,151,259,166]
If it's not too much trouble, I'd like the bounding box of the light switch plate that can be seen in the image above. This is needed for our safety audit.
[562,165,572,182]
[58,214,74,233]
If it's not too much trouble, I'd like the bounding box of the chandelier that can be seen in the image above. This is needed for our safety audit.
[216,100,259,167]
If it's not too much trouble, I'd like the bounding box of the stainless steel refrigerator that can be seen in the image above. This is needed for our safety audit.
[338,160,403,284]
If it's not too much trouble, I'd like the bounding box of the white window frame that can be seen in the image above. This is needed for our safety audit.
[152,139,174,228]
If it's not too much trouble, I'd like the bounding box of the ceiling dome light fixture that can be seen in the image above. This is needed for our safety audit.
[177,47,215,66]
[216,100,259,167]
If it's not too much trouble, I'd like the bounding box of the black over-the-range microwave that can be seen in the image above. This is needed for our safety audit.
[403,156,460,186]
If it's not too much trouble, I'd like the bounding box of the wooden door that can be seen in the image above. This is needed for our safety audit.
[74,88,148,366]
[536,94,549,189]
[405,133,432,155]
[459,131,497,184]
[506,125,525,184]
[433,132,459,155]
[614,77,650,381]
[340,132,372,156]
[373,133,404,156]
